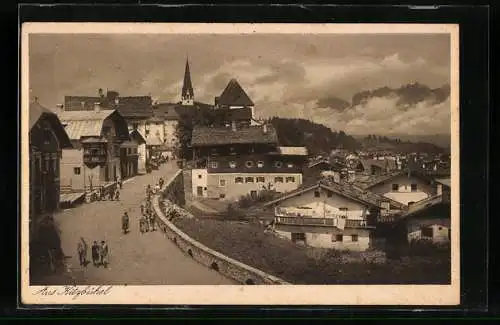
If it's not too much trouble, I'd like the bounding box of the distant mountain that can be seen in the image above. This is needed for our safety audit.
[359,134,448,154]
[356,134,451,149]
[318,82,451,111]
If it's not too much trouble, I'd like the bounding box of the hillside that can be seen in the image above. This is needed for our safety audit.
[269,117,361,155]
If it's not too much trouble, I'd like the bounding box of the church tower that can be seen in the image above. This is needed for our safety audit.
[181,57,194,106]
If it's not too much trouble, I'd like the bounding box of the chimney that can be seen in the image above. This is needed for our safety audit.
[262,123,268,134]
[98,88,104,98]
[94,102,101,113]
[231,120,237,132]
[56,104,64,114]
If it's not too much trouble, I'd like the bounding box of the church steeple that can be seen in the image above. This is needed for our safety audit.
[181,57,194,106]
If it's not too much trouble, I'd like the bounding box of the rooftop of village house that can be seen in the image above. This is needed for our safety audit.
[191,123,278,147]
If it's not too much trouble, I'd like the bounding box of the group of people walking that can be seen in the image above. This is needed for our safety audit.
[77,238,109,268]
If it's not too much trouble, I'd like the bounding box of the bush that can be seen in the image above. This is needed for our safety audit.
[237,189,279,209]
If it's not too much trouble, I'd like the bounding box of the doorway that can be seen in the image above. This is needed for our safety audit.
[197,186,203,196]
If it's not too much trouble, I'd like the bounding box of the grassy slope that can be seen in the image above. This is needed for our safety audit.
[173,218,450,285]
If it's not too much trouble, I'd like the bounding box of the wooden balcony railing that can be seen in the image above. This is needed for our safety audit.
[275,216,370,228]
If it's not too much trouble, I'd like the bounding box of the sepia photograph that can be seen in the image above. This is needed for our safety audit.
[21,23,459,305]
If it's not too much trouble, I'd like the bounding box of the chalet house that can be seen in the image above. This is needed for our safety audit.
[214,78,257,126]
[399,179,451,244]
[262,179,406,251]
[354,170,439,206]
[29,101,72,237]
[63,89,154,169]
[153,103,180,159]
[190,122,308,200]
[58,105,130,192]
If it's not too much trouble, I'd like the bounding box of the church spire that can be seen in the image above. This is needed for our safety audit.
[181,56,194,106]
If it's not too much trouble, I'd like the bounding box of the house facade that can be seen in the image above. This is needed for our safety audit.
[366,172,436,206]
[262,181,405,251]
[29,101,72,237]
[190,123,307,200]
[58,106,130,192]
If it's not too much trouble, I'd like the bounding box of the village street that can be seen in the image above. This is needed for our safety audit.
[37,162,235,285]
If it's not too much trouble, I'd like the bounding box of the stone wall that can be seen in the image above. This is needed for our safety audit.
[160,169,185,207]
[152,170,289,285]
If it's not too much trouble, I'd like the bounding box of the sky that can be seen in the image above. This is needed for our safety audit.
[29,33,451,136]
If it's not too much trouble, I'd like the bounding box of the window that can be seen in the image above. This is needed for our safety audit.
[74,167,81,175]
[219,179,226,187]
[235,177,244,184]
[286,176,295,183]
[198,174,202,179]
[339,207,349,212]
[257,161,264,168]
[351,234,359,242]
[256,176,265,183]
[229,147,236,155]
[219,194,226,199]
[332,234,343,242]
[287,163,294,168]
[274,161,283,168]
[245,161,254,168]
[229,161,237,168]
[314,190,320,198]
[291,233,306,242]
[274,177,284,183]
[421,227,433,238]
[411,183,418,192]
[245,177,254,183]
[145,129,150,136]
[210,148,218,156]
[327,191,333,198]
[392,184,399,191]
[250,190,257,198]
[210,161,218,168]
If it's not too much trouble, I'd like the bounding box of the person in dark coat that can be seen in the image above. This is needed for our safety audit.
[122,212,130,234]
[91,241,100,266]
[100,241,109,268]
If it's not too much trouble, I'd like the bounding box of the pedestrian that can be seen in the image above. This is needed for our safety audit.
[149,212,156,231]
[108,188,114,201]
[100,240,109,268]
[154,183,160,194]
[140,203,144,215]
[122,212,130,234]
[91,241,100,266]
[115,188,120,201]
[159,177,164,189]
[140,215,147,234]
[117,175,122,189]
[77,240,85,266]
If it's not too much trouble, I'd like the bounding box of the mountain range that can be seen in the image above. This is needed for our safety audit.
[316,82,451,112]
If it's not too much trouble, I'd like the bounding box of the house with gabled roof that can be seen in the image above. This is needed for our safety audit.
[57,104,130,192]
[260,179,406,251]
[29,101,73,235]
[353,169,441,206]
[189,122,308,200]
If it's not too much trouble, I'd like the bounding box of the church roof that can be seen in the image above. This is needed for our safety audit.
[182,58,194,99]
[217,79,254,107]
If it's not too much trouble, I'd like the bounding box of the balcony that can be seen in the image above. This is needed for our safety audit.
[275,216,371,229]
[83,154,107,164]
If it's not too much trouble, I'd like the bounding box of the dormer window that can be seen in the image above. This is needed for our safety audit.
[287,163,294,168]
[257,161,264,168]
[274,161,283,168]
[245,161,254,168]
[229,161,237,168]
[210,161,218,169]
